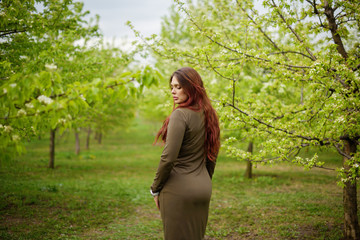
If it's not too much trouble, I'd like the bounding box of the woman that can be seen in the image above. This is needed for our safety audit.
[150,67,220,240]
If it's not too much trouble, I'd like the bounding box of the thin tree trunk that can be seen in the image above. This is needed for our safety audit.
[75,130,80,155]
[94,131,98,141]
[97,132,102,144]
[95,130,102,144]
[244,141,253,179]
[343,139,360,240]
[49,129,55,169]
[86,127,91,150]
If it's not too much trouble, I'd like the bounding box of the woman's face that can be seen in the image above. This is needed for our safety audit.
[171,76,188,104]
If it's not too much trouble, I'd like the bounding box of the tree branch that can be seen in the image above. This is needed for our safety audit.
[353,63,360,72]
[204,52,235,81]
[236,0,280,51]
[0,79,136,120]
[323,0,348,59]
[306,0,327,27]
[270,0,317,61]
[178,3,312,71]
[225,103,325,143]
[0,29,27,37]
[268,51,314,61]
[333,143,352,159]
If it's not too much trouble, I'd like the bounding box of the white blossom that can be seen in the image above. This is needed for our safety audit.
[45,63,57,71]
[38,95,53,105]
[4,125,13,132]
[335,116,345,124]
[3,88,7,94]
[12,135,20,141]
[10,83,17,88]
[262,81,273,89]
[0,124,3,128]
[354,164,359,168]
[25,103,34,109]
[17,109,27,116]
[80,94,86,101]
[278,84,286,93]
[57,118,66,124]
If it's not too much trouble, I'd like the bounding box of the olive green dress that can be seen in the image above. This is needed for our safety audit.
[151,108,216,240]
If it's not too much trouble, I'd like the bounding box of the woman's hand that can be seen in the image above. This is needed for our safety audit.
[154,195,160,210]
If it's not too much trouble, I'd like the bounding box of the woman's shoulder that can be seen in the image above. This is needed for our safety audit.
[172,107,197,117]
[171,108,202,121]
[171,108,187,119]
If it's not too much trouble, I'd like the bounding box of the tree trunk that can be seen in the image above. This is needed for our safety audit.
[97,132,102,144]
[343,139,360,240]
[49,129,55,169]
[86,127,91,150]
[244,141,253,179]
[75,130,80,155]
[95,130,102,144]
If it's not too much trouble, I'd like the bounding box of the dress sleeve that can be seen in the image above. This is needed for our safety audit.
[151,109,186,193]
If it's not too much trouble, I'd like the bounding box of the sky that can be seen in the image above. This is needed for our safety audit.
[81,0,173,46]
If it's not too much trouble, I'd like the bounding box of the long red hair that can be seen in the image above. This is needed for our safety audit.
[155,67,220,162]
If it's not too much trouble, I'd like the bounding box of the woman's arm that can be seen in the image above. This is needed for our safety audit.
[151,109,186,193]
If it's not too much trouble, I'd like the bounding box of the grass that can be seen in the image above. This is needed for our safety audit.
[0,118,356,239]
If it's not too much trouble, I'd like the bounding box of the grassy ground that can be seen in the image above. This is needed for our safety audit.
[0,118,356,239]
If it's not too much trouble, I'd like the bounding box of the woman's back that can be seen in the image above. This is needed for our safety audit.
[156,108,212,240]
[168,108,206,175]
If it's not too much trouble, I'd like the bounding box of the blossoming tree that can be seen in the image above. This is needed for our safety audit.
[135,0,360,238]
[0,0,158,167]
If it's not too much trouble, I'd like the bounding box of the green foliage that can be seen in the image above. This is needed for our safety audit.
[0,0,159,160]
[137,0,360,182]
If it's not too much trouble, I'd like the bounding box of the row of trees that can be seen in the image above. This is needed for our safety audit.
[1,0,359,238]
[0,0,160,167]
[131,0,360,239]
